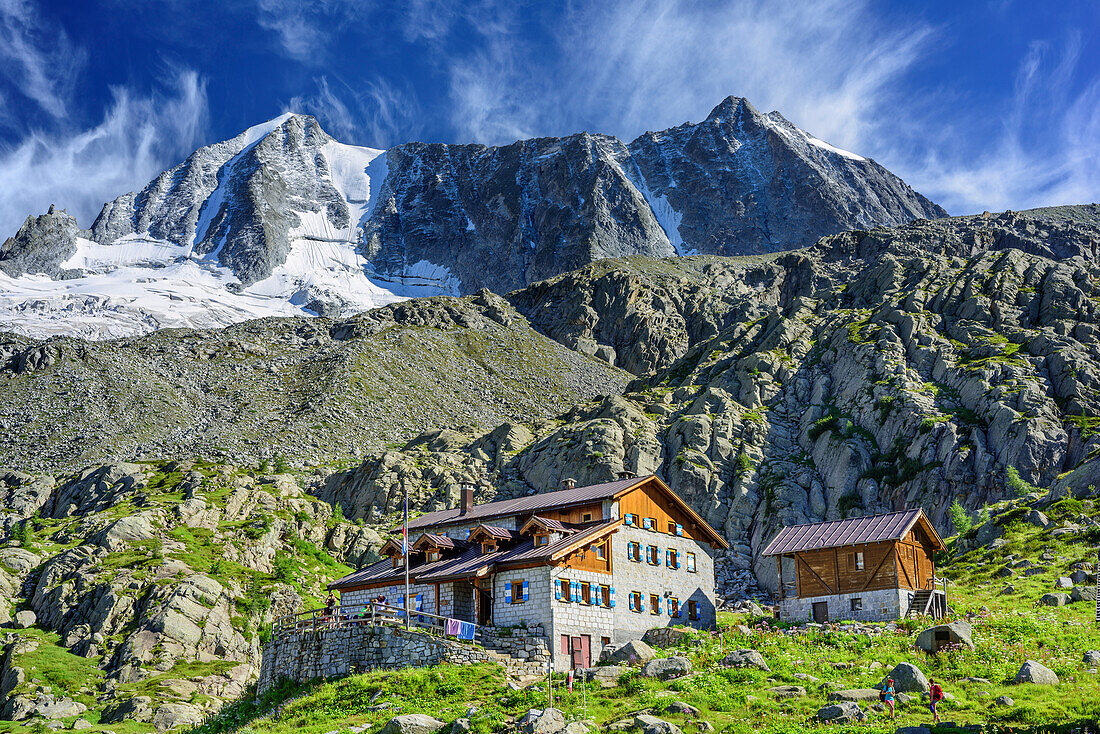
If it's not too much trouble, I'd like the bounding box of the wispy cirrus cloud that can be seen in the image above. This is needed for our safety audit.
[0,0,87,119]
[255,0,376,63]
[904,34,1100,213]
[286,75,422,148]
[443,0,934,151]
[0,70,209,233]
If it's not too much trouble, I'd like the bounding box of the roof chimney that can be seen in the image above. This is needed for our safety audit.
[562,477,576,490]
[460,484,475,515]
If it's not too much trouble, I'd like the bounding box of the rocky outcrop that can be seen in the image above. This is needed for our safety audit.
[0,206,82,278]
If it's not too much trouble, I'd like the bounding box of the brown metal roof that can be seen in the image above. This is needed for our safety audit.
[402,476,644,531]
[414,533,457,549]
[761,509,940,556]
[522,516,574,533]
[471,524,516,541]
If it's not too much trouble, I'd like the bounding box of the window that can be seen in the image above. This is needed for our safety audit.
[668,597,680,617]
[599,584,611,608]
[629,591,643,612]
[535,534,549,546]
[628,541,642,562]
[668,521,677,534]
[558,578,572,602]
[688,600,699,620]
[666,549,680,569]
[646,545,659,565]
[482,542,496,554]
[686,552,697,573]
[851,552,865,571]
[507,579,527,604]
[601,636,611,649]
[580,581,592,605]
[592,543,606,559]
[649,594,660,615]
[643,517,657,530]
[625,513,639,526]
[582,513,593,522]
[427,550,441,562]
[850,597,862,611]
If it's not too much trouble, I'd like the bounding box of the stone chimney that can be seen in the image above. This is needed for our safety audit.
[562,477,576,490]
[460,484,475,514]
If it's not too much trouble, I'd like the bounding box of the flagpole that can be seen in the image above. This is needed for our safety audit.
[404,483,410,630]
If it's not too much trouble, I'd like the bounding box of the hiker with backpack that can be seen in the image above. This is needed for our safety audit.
[880,677,896,719]
[929,678,944,723]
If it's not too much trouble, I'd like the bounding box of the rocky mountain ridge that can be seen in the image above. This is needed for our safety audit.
[0,97,943,339]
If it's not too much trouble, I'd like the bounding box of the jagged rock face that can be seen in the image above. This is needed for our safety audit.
[320,206,1100,596]
[627,98,946,256]
[0,207,82,278]
[364,133,675,295]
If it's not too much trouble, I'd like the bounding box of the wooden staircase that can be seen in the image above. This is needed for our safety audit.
[904,578,949,619]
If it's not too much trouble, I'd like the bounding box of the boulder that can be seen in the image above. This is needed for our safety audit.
[1070,570,1094,584]
[1054,577,1074,589]
[884,662,929,693]
[604,640,656,666]
[151,703,204,732]
[1025,510,1051,528]
[1085,651,1100,666]
[642,628,690,648]
[518,709,566,734]
[585,666,624,687]
[994,696,1014,706]
[915,621,973,653]
[102,696,155,724]
[633,714,682,734]
[719,649,769,671]
[73,719,92,730]
[663,701,699,716]
[816,702,866,723]
[1040,593,1069,606]
[768,685,806,699]
[1071,586,1097,602]
[381,715,448,734]
[642,657,692,680]
[895,728,932,734]
[563,723,589,734]
[828,689,883,702]
[449,719,471,734]
[1014,661,1059,685]
[13,610,35,628]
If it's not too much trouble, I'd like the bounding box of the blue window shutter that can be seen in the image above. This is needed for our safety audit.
[675,524,683,536]
[572,580,580,601]
[555,581,562,601]
[522,580,529,601]
[665,549,670,566]
[505,581,512,604]
[610,586,616,608]
[625,515,633,526]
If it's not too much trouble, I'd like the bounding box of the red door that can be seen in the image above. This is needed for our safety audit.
[569,635,591,668]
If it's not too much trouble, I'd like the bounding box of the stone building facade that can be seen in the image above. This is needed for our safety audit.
[329,474,728,671]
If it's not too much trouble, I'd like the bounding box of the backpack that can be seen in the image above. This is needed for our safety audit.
[930,684,943,702]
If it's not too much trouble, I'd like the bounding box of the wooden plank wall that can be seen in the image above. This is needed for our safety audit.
[794,540,898,596]
[560,537,612,574]
[896,527,936,590]
[618,481,704,541]
[520,502,605,527]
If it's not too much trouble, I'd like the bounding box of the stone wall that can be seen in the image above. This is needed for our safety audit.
[548,566,615,670]
[258,624,550,694]
[779,588,912,623]
[492,567,553,629]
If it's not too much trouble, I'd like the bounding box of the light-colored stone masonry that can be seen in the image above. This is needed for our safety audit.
[258,624,551,694]
[779,587,914,623]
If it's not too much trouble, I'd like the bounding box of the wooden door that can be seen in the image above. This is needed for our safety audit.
[812,601,829,623]
[569,635,591,668]
[477,588,492,625]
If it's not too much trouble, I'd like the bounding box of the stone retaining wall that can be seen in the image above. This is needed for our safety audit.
[257,625,550,694]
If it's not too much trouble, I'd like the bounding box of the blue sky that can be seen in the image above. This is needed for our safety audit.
[1,0,1097,235]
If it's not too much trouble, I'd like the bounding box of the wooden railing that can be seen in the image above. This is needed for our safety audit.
[273,601,482,643]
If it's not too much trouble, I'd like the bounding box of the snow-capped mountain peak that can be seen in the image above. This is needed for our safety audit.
[0,96,945,339]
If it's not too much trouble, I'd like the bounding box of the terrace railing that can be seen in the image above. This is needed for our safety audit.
[273,601,482,644]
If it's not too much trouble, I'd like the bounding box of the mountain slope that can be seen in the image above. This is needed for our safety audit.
[0,97,943,339]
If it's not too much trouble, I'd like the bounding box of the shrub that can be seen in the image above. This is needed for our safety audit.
[10,521,32,547]
[273,555,296,583]
[948,499,972,535]
[1006,465,1039,497]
